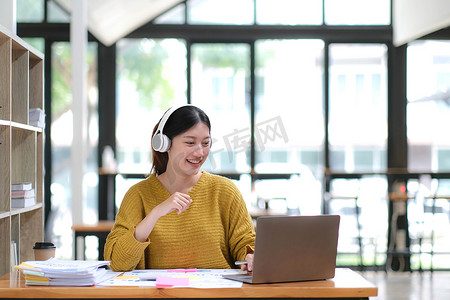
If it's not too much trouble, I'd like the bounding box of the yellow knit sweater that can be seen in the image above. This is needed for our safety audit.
[104,171,255,271]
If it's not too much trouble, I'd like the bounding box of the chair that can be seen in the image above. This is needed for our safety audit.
[71,221,115,260]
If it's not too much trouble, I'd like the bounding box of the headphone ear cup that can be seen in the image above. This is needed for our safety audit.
[152,133,171,152]
[152,133,165,152]
[159,134,171,152]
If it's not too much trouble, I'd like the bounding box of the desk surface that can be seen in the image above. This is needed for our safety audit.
[0,268,377,299]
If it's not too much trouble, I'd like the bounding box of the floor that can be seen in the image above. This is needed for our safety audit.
[360,271,450,300]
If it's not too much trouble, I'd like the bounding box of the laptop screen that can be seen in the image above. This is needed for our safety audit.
[250,215,340,284]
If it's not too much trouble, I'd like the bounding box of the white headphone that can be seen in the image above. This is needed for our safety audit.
[152,105,191,152]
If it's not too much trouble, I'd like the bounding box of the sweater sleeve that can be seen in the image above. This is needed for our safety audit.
[226,183,256,262]
[104,186,151,271]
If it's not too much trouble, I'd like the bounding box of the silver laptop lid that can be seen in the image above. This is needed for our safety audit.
[251,215,340,284]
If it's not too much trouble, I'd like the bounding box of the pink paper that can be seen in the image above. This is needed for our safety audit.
[155,277,189,287]
[167,268,197,273]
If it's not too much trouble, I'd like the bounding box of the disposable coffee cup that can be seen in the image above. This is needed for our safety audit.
[33,242,56,261]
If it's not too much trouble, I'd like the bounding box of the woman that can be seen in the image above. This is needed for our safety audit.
[104,105,255,272]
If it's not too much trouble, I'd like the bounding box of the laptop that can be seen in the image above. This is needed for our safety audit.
[222,215,340,284]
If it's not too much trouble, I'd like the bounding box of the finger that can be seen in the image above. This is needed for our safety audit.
[180,194,193,204]
[175,199,190,214]
[177,197,190,208]
[173,193,192,205]
[245,254,254,272]
[178,196,192,207]
[247,263,253,272]
[179,196,193,208]
[174,192,191,199]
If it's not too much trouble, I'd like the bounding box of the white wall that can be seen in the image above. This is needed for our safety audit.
[393,0,450,46]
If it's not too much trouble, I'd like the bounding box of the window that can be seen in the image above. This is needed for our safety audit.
[116,38,187,174]
[256,0,322,25]
[324,0,390,25]
[191,43,251,173]
[329,43,388,172]
[23,38,45,53]
[17,0,401,269]
[17,0,45,22]
[17,0,69,23]
[49,42,98,259]
[407,40,450,172]
[154,2,185,24]
[255,39,324,174]
[328,176,388,268]
[187,0,254,25]
[254,39,324,214]
[48,0,70,22]
[115,38,187,207]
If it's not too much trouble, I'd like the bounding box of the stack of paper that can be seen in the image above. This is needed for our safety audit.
[11,183,36,208]
[16,259,113,286]
[29,108,45,128]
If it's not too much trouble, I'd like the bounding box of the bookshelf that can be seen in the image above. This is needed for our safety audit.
[0,24,44,276]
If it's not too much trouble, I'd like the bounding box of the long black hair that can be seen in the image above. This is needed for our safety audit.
[151,105,211,175]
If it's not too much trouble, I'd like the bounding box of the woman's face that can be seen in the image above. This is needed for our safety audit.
[167,122,211,177]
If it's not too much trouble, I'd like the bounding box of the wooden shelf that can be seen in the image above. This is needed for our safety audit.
[0,25,44,277]
[10,203,43,215]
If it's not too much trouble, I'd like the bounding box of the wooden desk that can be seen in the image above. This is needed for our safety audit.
[0,268,377,299]
[71,221,115,260]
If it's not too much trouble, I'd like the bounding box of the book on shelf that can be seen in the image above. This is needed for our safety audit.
[11,197,36,208]
[30,119,45,128]
[29,108,45,128]
[11,182,33,191]
[16,259,113,286]
[11,189,35,198]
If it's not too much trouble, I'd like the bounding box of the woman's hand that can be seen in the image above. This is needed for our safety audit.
[240,253,254,272]
[155,192,192,217]
[134,192,192,242]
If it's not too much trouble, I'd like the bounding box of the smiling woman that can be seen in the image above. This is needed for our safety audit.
[104,105,256,272]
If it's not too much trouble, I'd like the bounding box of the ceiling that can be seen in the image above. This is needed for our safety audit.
[55,0,183,46]
[393,0,450,46]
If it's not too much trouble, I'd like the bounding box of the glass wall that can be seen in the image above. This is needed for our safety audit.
[187,0,254,25]
[48,42,99,259]
[17,0,69,22]
[256,0,322,25]
[156,0,391,26]
[327,176,388,267]
[324,0,390,25]
[407,40,450,172]
[17,0,423,269]
[254,39,324,215]
[329,44,388,172]
[17,0,45,22]
[115,38,187,206]
[406,41,450,270]
[116,38,187,174]
[191,43,251,173]
[327,43,389,268]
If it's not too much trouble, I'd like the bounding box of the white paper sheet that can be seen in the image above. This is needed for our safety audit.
[98,269,244,288]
